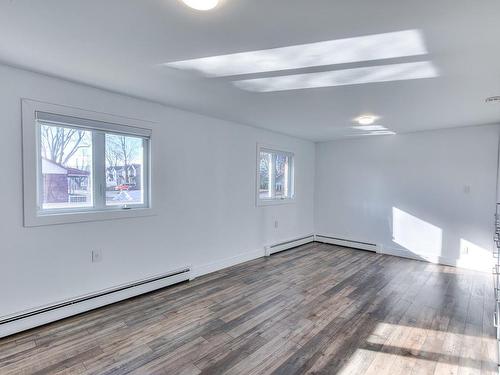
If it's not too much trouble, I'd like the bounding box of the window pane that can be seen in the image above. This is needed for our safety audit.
[259,151,272,199]
[105,134,145,206]
[39,123,93,210]
[274,154,290,199]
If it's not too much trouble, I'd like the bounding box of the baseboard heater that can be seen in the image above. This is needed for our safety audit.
[265,234,315,256]
[0,267,191,338]
[315,235,378,252]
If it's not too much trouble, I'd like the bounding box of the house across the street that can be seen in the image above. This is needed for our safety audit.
[41,158,90,204]
[106,164,142,190]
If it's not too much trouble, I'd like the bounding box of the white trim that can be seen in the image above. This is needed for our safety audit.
[93,130,105,210]
[22,99,155,227]
[257,198,296,206]
[266,234,315,256]
[0,268,190,338]
[257,142,295,156]
[26,207,158,226]
[315,234,378,252]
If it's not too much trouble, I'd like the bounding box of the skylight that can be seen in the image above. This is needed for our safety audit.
[164,30,428,77]
[233,61,438,92]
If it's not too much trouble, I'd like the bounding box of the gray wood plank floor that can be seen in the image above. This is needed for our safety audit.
[0,242,497,374]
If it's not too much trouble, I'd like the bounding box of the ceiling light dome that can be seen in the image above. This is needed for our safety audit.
[356,115,377,126]
[182,0,219,10]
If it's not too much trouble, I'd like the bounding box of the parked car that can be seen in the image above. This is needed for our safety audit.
[114,183,131,191]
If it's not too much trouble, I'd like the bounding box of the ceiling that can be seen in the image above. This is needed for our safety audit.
[0,0,499,141]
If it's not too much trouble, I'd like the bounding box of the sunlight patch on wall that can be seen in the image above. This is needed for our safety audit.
[392,207,442,255]
[457,239,492,272]
[233,61,438,92]
[164,29,427,77]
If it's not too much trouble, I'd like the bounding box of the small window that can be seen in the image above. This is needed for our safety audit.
[257,145,294,205]
[22,100,153,226]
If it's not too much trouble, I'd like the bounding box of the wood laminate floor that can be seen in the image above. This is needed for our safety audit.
[0,242,497,374]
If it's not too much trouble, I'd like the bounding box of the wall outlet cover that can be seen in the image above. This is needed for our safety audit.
[92,250,102,263]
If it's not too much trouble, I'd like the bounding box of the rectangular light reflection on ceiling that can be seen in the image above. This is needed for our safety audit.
[164,29,427,77]
[233,61,438,92]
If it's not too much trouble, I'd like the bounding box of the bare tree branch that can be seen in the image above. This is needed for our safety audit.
[40,125,90,167]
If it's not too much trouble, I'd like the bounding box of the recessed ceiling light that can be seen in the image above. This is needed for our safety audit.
[356,115,377,126]
[182,0,219,11]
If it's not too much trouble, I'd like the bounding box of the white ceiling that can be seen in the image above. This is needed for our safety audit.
[0,0,499,141]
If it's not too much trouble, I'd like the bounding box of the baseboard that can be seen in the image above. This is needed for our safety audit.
[315,234,378,252]
[265,234,315,256]
[0,269,190,338]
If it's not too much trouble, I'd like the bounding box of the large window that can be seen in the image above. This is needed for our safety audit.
[22,100,153,226]
[257,145,294,205]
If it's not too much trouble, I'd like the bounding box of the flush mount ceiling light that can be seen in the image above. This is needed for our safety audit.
[181,0,219,11]
[355,115,378,126]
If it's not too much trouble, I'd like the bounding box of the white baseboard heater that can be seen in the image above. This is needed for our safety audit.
[0,267,191,338]
[265,234,315,256]
[315,235,378,252]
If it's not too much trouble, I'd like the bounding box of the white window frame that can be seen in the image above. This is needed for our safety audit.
[22,99,155,226]
[256,144,295,206]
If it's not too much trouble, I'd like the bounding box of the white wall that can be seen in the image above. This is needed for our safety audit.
[315,125,499,271]
[0,64,315,318]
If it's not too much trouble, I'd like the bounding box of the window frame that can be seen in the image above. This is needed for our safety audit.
[22,99,155,227]
[256,143,295,206]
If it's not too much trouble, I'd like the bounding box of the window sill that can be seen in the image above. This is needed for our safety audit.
[24,207,157,227]
[257,198,296,207]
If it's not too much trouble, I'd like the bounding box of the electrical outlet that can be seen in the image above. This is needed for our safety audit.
[463,185,471,194]
[92,250,102,263]
[274,220,279,229]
